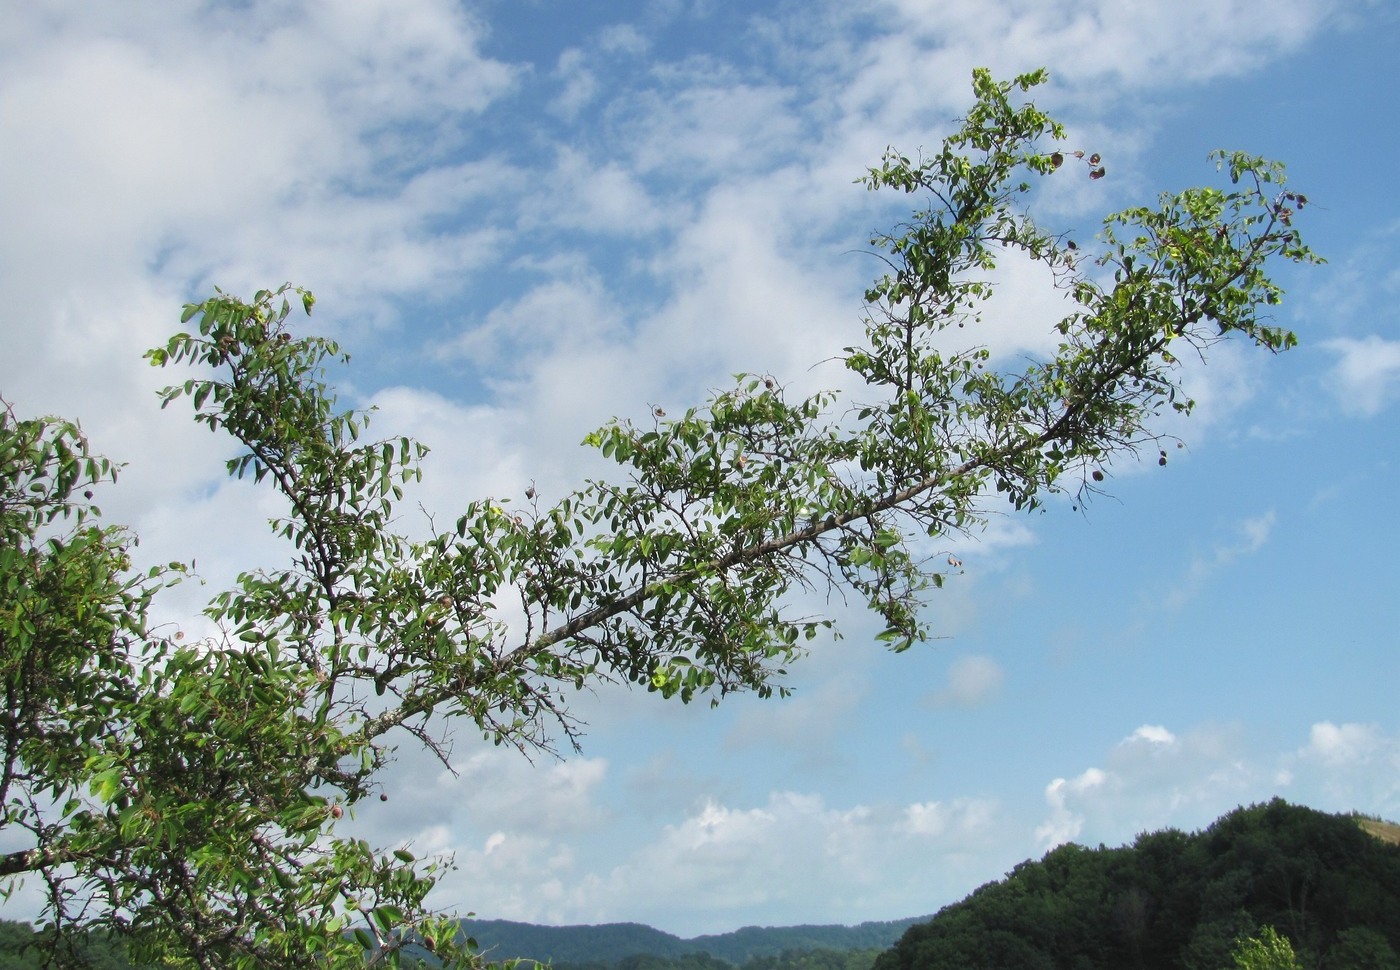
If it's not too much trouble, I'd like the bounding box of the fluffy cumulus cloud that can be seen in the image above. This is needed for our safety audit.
[345,747,615,894]
[1302,721,1381,765]
[1293,722,1400,812]
[1037,768,1110,848]
[0,0,515,285]
[1033,724,1251,850]
[1129,725,1177,745]
[1032,720,1400,857]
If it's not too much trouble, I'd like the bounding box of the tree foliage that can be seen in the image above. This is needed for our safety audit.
[0,70,1319,968]
[0,920,136,970]
[1229,926,1303,970]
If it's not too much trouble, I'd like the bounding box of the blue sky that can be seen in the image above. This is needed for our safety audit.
[2,0,1399,939]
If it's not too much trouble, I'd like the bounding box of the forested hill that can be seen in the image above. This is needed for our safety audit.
[874,799,1400,970]
[462,916,927,966]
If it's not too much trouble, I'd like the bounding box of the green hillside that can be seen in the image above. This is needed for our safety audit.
[875,799,1400,970]
[1358,816,1400,847]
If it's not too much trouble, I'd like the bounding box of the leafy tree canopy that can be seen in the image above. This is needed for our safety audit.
[0,69,1318,968]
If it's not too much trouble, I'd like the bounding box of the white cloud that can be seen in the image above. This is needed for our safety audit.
[523,148,669,234]
[454,751,613,835]
[1300,721,1382,767]
[620,68,805,179]
[1033,724,1252,850]
[351,747,614,857]
[567,791,1005,933]
[1322,336,1400,416]
[869,0,1326,90]
[351,717,1020,934]
[1292,722,1400,812]
[927,655,1005,708]
[1124,725,1177,746]
[1031,719,1400,863]
[553,48,600,119]
[599,24,650,56]
[1036,767,1109,848]
[0,0,522,551]
[0,0,514,254]
[1162,511,1276,611]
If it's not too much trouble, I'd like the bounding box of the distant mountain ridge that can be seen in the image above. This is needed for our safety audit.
[460,916,931,965]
